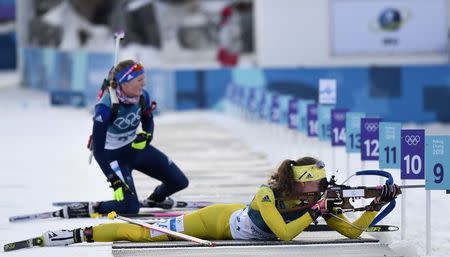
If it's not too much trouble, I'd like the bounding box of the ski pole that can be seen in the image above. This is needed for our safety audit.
[107,211,216,247]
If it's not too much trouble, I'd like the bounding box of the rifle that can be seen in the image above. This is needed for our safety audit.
[323,170,424,226]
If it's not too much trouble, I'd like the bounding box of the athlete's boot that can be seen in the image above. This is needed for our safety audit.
[42,229,83,246]
[142,193,174,209]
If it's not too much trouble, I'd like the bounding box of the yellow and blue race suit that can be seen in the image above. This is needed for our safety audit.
[91,185,378,242]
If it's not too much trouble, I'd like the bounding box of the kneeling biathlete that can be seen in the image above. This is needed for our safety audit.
[6,157,399,248]
[67,60,189,218]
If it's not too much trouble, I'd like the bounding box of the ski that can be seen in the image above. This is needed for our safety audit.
[122,211,189,218]
[171,200,213,209]
[305,224,399,232]
[52,200,215,209]
[3,236,44,251]
[9,210,61,222]
[132,217,169,223]
[9,209,188,223]
[365,225,399,232]
[9,202,94,222]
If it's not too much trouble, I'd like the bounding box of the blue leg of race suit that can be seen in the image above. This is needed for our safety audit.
[96,163,141,214]
[132,144,189,202]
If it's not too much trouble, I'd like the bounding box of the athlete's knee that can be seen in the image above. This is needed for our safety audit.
[176,175,189,190]
[114,195,140,214]
[125,198,140,214]
[167,165,189,190]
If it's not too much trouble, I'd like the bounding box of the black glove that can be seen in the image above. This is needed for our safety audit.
[369,184,400,211]
[131,132,152,150]
[379,184,400,202]
[108,175,131,201]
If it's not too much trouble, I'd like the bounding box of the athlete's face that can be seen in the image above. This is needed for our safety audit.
[121,74,145,97]
[294,180,322,194]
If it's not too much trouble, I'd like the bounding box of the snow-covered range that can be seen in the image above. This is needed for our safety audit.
[1,86,449,256]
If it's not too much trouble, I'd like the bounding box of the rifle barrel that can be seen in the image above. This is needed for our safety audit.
[399,185,425,189]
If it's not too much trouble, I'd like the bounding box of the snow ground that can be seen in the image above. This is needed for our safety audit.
[0,83,449,256]
[0,87,115,257]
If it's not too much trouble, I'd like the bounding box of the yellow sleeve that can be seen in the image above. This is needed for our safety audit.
[254,187,314,241]
[325,211,378,239]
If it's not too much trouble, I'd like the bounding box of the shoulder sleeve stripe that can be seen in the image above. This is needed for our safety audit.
[94,103,112,122]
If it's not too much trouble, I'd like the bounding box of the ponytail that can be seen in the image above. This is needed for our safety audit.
[268,159,296,195]
[268,157,319,196]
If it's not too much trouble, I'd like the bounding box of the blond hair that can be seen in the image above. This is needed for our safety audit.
[109,59,135,89]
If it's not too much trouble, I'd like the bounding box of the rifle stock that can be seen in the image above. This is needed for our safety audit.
[325,184,424,212]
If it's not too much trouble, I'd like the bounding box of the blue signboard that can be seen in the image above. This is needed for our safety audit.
[247,88,256,113]
[361,118,382,161]
[231,85,240,105]
[345,112,365,153]
[270,93,280,123]
[425,136,450,190]
[147,69,176,111]
[331,108,347,146]
[42,48,56,90]
[251,89,263,115]
[263,91,273,121]
[379,122,401,169]
[236,86,245,108]
[23,48,46,89]
[71,50,87,92]
[401,129,425,180]
[225,82,234,101]
[318,105,334,141]
[50,50,73,91]
[258,90,267,120]
[85,52,113,105]
[298,99,315,133]
[307,103,318,137]
[278,94,290,127]
[242,87,252,109]
[288,97,298,130]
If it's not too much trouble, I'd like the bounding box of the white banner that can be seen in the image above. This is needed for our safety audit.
[331,0,448,55]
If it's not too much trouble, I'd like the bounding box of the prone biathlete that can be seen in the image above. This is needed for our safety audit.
[28,156,399,246]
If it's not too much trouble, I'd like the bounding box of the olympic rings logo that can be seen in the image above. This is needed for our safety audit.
[364,122,378,132]
[405,135,421,146]
[114,108,141,130]
[334,112,346,121]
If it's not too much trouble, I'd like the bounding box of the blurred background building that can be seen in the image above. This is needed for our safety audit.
[1,0,450,122]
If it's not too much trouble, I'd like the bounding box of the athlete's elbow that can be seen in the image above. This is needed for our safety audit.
[344,230,362,239]
[277,234,296,241]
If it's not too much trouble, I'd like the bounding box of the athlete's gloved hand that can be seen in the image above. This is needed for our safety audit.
[369,183,401,211]
[109,177,130,201]
[131,131,153,150]
[309,197,334,220]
